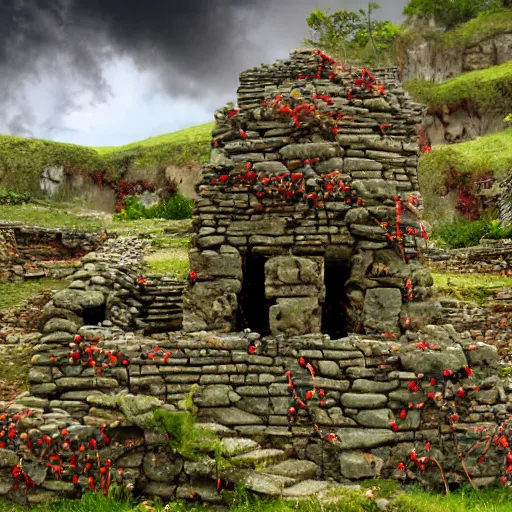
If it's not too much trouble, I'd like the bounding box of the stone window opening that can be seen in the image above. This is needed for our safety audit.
[238,252,271,335]
[82,304,107,326]
[322,260,351,339]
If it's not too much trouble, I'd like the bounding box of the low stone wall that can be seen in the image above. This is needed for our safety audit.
[425,244,512,274]
[9,326,507,498]
[0,225,106,280]
[40,238,186,337]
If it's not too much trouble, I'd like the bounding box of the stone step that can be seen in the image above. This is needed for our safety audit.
[220,438,260,457]
[281,480,332,497]
[233,470,297,495]
[143,314,183,322]
[228,448,287,469]
[144,307,183,314]
[261,459,319,482]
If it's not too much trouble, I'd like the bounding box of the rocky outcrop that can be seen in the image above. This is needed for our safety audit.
[402,31,512,84]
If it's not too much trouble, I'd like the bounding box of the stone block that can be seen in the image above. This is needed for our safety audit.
[339,451,384,479]
[189,246,242,279]
[363,288,402,335]
[269,297,322,336]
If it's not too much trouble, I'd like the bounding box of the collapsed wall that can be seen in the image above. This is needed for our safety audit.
[184,49,433,338]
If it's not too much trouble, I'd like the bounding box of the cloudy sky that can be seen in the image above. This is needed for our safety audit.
[0,0,408,147]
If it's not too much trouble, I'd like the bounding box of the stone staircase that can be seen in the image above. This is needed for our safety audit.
[199,422,350,499]
[137,278,186,333]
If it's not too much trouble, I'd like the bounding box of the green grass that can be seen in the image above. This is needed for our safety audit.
[0,204,107,231]
[5,486,512,512]
[418,128,512,220]
[435,8,512,50]
[432,272,512,304]
[395,486,512,512]
[0,123,213,197]
[94,123,214,155]
[143,240,190,280]
[0,278,68,312]
[405,60,512,109]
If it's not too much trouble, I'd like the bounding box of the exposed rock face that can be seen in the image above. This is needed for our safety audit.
[402,31,512,84]
[183,49,433,337]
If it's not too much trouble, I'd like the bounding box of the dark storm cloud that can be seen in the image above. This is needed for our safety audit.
[0,0,408,140]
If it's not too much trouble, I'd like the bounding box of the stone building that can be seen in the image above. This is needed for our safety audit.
[183,49,434,337]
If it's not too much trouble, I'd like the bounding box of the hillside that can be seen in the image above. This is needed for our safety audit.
[0,123,214,199]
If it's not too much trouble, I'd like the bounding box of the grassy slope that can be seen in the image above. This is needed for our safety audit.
[418,127,512,217]
[405,60,512,109]
[436,8,512,49]
[0,123,213,196]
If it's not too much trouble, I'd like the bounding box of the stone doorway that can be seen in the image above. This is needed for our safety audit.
[82,304,107,326]
[238,252,270,335]
[322,260,351,339]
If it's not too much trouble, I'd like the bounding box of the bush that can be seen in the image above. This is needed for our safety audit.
[431,220,490,248]
[146,193,194,220]
[113,193,193,221]
[0,188,29,205]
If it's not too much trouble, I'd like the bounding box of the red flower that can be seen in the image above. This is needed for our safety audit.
[427,392,435,400]
[219,174,229,183]
[248,345,256,354]
[244,162,252,171]
[239,129,248,139]
[408,381,419,393]
[399,410,407,420]
[288,407,296,415]
[318,389,325,398]
[415,342,427,351]
[425,442,431,451]
[389,421,399,432]
[443,369,454,378]
[305,391,313,400]
[298,357,306,367]
[465,366,473,378]
[397,462,405,471]
[457,388,465,398]
[430,378,436,386]
[409,450,417,461]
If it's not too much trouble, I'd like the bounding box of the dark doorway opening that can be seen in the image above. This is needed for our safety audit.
[322,261,351,339]
[82,304,106,326]
[238,252,270,335]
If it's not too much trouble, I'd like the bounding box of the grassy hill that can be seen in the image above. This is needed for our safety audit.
[406,60,512,110]
[0,123,214,197]
[418,127,512,220]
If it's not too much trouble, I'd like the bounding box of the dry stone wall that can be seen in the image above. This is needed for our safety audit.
[0,327,509,503]
[184,50,433,339]
[0,225,105,280]
[39,237,186,337]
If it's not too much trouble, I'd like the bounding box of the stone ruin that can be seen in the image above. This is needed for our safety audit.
[1,50,512,505]
[183,49,434,338]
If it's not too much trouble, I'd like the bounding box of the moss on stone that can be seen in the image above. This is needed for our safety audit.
[405,61,512,110]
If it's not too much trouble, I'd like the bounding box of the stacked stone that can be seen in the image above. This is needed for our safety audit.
[39,237,187,340]
[0,225,105,280]
[425,244,512,274]
[500,174,512,227]
[23,328,509,487]
[184,49,432,336]
[137,277,186,333]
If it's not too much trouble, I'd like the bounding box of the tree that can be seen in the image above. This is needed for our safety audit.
[303,3,400,66]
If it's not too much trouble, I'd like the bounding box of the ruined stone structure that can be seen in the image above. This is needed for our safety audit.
[184,49,433,339]
[1,51,512,505]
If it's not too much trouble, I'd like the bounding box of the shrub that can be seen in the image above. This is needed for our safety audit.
[146,193,194,220]
[0,188,29,205]
[431,220,490,248]
[113,193,194,221]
